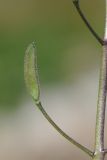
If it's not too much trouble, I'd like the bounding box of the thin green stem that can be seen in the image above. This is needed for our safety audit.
[36,101,93,157]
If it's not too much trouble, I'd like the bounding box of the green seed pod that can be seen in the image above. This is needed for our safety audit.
[24,42,40,103]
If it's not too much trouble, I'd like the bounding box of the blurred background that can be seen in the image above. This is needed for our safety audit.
[0,0,107,159]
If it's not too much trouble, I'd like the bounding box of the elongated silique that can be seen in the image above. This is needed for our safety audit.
[24,42,40,103]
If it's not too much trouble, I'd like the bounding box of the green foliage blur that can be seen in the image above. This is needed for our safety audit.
[0,0,104,110]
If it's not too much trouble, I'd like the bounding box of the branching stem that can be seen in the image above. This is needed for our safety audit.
[36,101,93,157]
[72,1,107,160]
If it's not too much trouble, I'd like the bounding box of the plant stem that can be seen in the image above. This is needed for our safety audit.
[36,101,93,157]
[93,45,107,160]
[93,1,107,159]
[105,0,107,41]
[73,0,104,45]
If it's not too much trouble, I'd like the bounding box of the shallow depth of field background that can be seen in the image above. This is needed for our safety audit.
[0,0,107,160]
